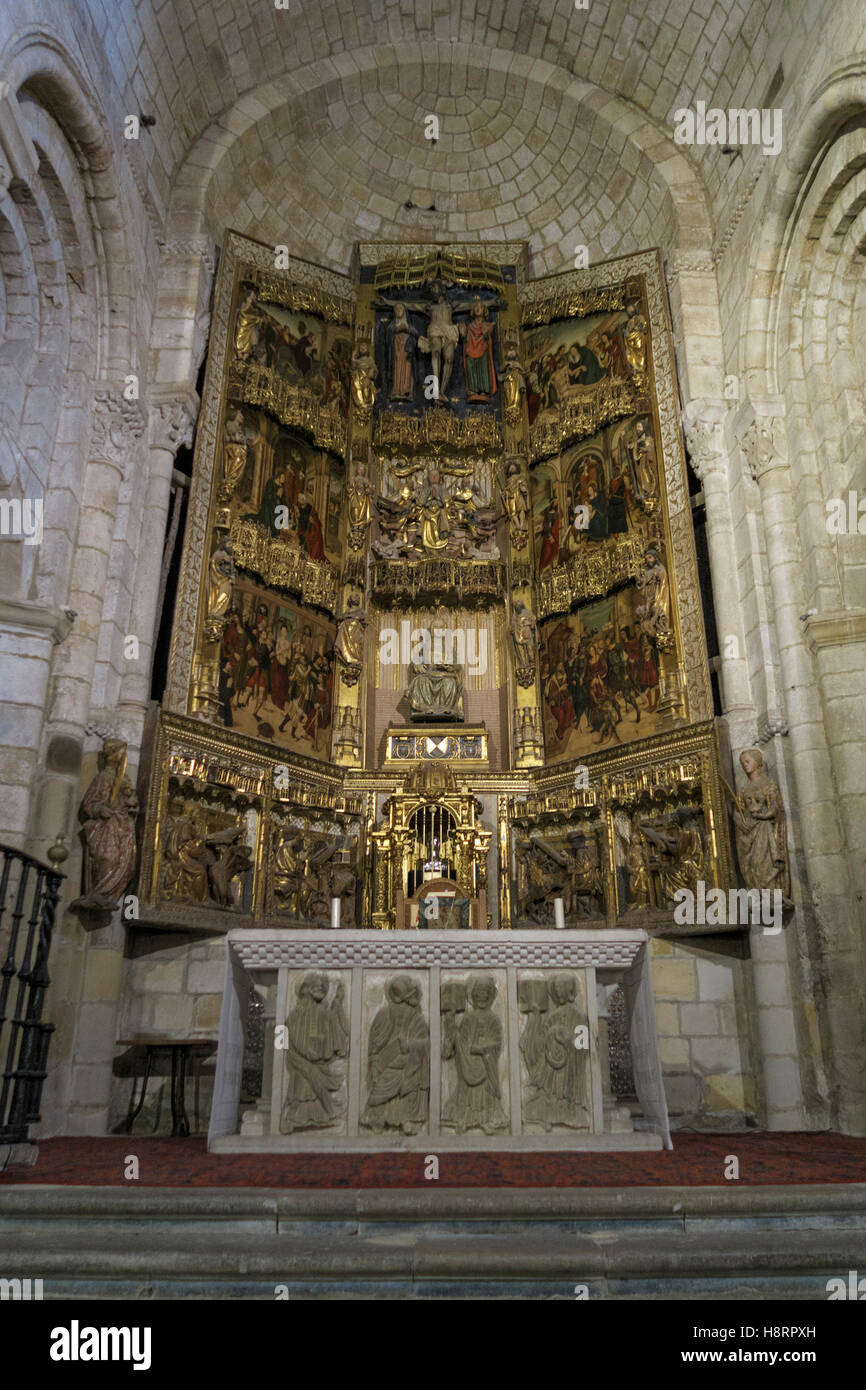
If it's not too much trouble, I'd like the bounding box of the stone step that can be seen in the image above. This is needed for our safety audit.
[1,1184,864,1299]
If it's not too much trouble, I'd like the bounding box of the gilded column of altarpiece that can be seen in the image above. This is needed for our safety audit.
[139,233,733,938]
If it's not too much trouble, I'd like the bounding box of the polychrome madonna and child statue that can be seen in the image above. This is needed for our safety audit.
[71,739,139,915]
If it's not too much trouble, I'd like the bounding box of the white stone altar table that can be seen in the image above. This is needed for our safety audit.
[209,929,671,1152]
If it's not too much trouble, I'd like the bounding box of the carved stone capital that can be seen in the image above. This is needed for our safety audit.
[149,390,199,454]
[735,407,787,483]
[90,391,146,465]
[755,710,789,744]
[681,400,727,482]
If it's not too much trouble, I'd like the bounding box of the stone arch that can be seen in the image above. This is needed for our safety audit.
[165,42,713,270]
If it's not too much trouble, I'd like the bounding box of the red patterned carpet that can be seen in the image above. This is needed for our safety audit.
[2,1133,866,1187]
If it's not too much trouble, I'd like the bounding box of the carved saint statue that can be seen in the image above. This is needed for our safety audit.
[220,409,248,501]
[162,802,209,904]
[521,974,590,1130]
[406,661,464,721]
[459,298,497,401]
[334,588,366,684]
[347,461,373,531]
[624,301,648,377]
[635,545,670,642]
[727,749,793,907]
[501,347,526,427]
[234,288,261,362]
[206,536,235,627]
[350,337,378,415]
[641,808,704,904]
[361,975,430,1135]
[441,975,507,1134]
[70,739,139,913]
[280,973,349,1133]
[627,419,658,503]
[381,301,419,401]
[501,460,530,548]
[625,830,652,911]
[509,599,538,679]
[204,826,253,907]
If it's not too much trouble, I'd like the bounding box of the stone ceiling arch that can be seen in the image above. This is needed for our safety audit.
[166,43,713,275]
[743,65,866,396]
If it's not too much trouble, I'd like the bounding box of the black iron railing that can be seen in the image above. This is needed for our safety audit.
[0,846,64,1143]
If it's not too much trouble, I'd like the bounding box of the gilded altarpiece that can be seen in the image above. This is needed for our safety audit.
[141,233,732,942]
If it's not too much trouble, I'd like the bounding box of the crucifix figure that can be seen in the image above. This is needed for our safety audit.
[375,280,502,403]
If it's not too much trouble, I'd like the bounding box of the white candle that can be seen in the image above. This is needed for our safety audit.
[331,897,341,930]
[553,897,565,930]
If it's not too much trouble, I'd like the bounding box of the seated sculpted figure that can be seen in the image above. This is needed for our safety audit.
[406,662,464,721]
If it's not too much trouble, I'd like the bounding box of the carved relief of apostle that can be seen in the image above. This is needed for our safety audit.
[361,975,430,1135]
[280,973,349,1133]
[70,739,139,914]
[521,974,591,1131]
[441,975,507,1134]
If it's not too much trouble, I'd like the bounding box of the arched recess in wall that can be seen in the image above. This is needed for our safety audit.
[775,110,866,615]
[0,31,136,626]
[163,42,713,274]
[744,69,866,611]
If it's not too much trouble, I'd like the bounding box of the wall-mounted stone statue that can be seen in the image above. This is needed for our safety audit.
[726,748,793,908]
[280,973,349,1134]
[521,974,591,1130]
[71,739,139,914]
[441,974,507,1134]
[361,975,430,1134]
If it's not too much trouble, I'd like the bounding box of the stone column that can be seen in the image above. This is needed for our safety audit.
[681,400,754,752]
[36,392,145,1136]
[736,403,866,1132]
[115,389,198,753]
